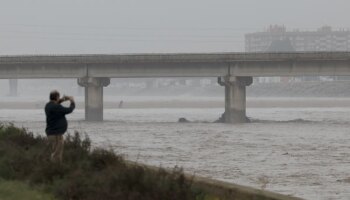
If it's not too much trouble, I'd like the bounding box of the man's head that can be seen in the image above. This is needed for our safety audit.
[49,90,60,102]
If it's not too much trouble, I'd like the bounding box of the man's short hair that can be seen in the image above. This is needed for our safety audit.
[50,90,60,101]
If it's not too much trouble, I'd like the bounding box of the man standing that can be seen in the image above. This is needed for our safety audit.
[45,90,75,163]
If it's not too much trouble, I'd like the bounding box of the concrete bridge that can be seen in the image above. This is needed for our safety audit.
[1,52,350,123]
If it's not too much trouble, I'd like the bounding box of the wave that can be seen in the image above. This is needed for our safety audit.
[249,118,315,124]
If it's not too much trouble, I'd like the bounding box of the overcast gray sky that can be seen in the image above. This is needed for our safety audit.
[0,0,349,54]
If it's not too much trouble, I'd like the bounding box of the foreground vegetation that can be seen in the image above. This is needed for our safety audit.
[0,123,207,200]
[0,180,56,200]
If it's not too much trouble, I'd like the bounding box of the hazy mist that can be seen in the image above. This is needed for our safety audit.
[2,2,350,199]
[1,0,350,54]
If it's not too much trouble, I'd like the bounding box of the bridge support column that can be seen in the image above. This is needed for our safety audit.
[9,79,18,96]
[218,76,253,123]
[78,77,110,121]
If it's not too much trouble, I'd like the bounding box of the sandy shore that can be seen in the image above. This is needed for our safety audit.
[0,97,350,109]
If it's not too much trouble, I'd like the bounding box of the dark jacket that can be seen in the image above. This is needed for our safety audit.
[45,101,75,135]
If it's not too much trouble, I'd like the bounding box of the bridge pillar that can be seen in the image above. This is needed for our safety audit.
[78,77,110,121]
[218,76,253,123]
[9,79,18,96]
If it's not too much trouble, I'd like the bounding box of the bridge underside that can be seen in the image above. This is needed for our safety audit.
[75,76,254,123]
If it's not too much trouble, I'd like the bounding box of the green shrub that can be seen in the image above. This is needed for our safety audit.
[0,123,206,200]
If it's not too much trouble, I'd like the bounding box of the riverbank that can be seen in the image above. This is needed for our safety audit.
[0,123,301,200]
[0,124,205,200]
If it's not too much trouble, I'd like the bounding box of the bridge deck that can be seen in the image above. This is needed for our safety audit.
[1,52,350,78]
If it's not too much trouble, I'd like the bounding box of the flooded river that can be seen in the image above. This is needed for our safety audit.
[1,100,350,199]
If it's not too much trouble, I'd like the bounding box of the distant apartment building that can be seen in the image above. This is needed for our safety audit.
[245,25,350,52]
[245,25,350,82]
